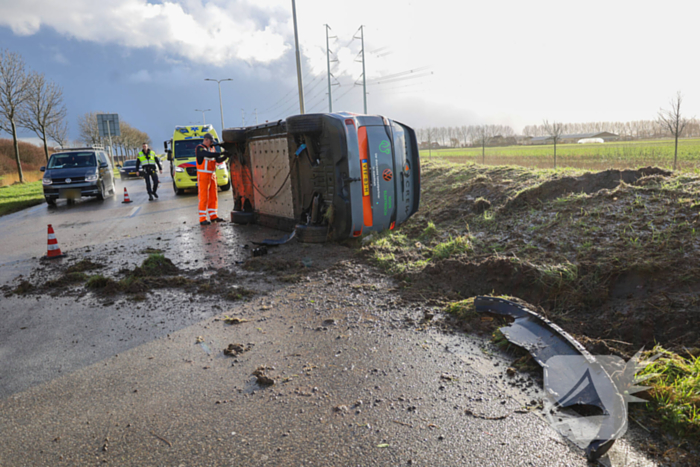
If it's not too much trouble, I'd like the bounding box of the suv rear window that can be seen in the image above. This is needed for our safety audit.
[48,153,96,169]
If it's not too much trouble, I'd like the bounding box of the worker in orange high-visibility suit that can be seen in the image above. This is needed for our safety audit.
[195,133,229,225]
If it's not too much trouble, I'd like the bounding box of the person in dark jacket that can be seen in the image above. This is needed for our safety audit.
[196,133,229,225]
[135,143,163,201]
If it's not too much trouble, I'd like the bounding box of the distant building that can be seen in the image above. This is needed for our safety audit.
[525,132,618,145]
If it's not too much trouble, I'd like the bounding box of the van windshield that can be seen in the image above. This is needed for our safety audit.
[174,140,219,159]
[48,153,97,169]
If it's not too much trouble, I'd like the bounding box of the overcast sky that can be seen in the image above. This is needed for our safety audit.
[1,0,699,146]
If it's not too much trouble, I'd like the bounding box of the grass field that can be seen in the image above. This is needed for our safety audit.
[423,138,700,171]
[0,180,44,217]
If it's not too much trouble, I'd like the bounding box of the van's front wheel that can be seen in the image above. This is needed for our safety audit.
[295,224,328,243]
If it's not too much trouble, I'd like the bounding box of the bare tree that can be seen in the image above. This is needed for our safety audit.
[18,72,67,162]
[543,119,563,169]
[426,127,435,157]
[78,111,102,145]
[474,125,492,163]
[657,91,689,171]
[47,118,69,148]
[0,49,31,182]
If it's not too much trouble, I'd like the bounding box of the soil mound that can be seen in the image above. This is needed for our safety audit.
[503,167,671,211]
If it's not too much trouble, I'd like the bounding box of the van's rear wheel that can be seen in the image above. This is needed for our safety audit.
[220,180,231,191]
[295,224,328,243]
[231,211,253,225]
[222,128,247,144]
[287,114,324,135]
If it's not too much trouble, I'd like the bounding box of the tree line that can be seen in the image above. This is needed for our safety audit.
[417,116,700,150]
[77,112,152,161]
[0,49,67,183]
[522,118,700,140]
[416,125,516,149]
[0,48,152,182]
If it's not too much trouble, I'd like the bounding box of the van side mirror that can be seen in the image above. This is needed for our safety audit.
[40,166,46,172]
[100,162,108,168]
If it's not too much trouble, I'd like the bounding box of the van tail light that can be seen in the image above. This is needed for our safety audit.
[390,221,395,230]
[345,118,355,127]
[358,126,373,228]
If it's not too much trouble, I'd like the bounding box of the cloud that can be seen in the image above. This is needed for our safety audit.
[0,0,291,66]
[52,51,69,65]
[127,70,152,84]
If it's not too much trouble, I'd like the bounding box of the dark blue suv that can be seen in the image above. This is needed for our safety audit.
[41,148,116,205]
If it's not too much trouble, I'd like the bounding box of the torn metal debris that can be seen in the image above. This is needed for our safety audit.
[475,296,642,461]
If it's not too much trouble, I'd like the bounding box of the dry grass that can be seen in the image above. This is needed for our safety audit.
[0,170,44,187]
[0,138,51,181]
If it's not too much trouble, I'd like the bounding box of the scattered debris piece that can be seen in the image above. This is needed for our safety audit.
[252,246,268,257]
[439,373,456,381]
[224,343,253,357]
[252,366,275,386]
[195,336,204,344]
[252,230,296,246]
[223,315,249,325]
[464,409,510,421]
[333,405,349,413]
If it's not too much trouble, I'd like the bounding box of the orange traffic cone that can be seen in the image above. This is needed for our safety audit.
[122,187,133,204]
[44,224,66,259]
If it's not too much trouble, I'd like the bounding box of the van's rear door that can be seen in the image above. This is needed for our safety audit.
[358,124,397,231]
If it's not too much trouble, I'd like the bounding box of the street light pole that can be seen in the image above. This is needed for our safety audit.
[291,0,305,114]
[195,109,211,124]
[205,78,233,131]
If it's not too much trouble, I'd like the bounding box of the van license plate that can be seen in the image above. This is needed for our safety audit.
[60,189,81,199]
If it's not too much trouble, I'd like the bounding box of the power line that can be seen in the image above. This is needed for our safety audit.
[365,66,431,84]
[367,72,434,86]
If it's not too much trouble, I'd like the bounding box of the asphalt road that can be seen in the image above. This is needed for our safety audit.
[0,170,227,282]
[0,173,658,466]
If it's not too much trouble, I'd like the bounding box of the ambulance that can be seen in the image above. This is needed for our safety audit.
[164,125,231,195]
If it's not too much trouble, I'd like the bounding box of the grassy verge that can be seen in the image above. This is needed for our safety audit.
[0,181,44,217]
[638,346,700,438]
[365,158,700,445]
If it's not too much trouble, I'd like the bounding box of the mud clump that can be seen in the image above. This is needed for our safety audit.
[66,259,103,274]
[223,343,253,357]
[12,280,34,295]
[225,286,255,301]
[473,197,491,214]
[45,272,88,288]
[252,366,275,386]
[131,254,179,277]
[502,167,671,211]
[86,274,119,292]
